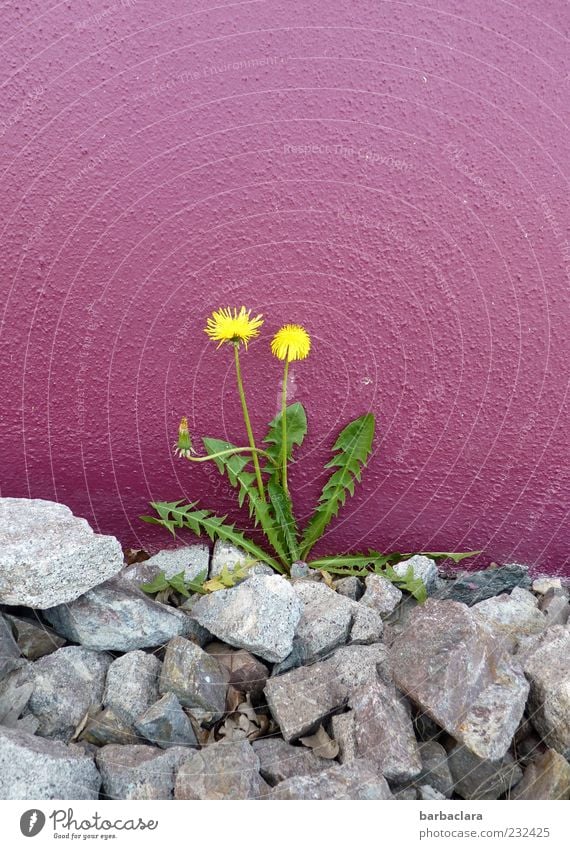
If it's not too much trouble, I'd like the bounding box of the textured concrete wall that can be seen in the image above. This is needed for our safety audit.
[1,1,568,572]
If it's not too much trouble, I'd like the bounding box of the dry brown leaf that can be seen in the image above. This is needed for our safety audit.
[299,724,340,759]
[319,570,335,589]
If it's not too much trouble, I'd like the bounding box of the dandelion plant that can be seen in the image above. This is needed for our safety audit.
[142,306,479,596]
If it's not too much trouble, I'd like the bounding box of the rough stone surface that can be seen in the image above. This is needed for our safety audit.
[0,498,124,608]
[44,576,197,651]
[159,636,229,716]
[0,726,101,799]
[252,737,328,785]
[0,614,25,681]
[205,644,269,701]
[472,587,547,650]
[122,545,210,586]
[26,646,112,742]
[103,650,162,726]
[267,760,394,800]
[82,708,140,746]
[135,692,198,749]
[533,577,563,595]
[265,643,389,741]
[436,563,531,605]
[361,574,403,616]
[390,599,529,759]
[538,588,570,628]
[448,745,523,799]
[191,575,302,663]
[393,556,439,594]
[335,576,364,600]
[417,741,454,798]
[339,680,422,782]
[510,749,570,800]
[209,540,248,577]
[291,581,354,662]
[349,604,384,644]
[97,744,189,800]
[520,625,570,758]
[331,712,357,763]
[175,740,262,799]
[418,784,446,800]
[4,614,65,660]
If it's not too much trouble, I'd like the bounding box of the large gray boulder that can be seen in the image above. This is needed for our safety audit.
[447,744,522,799]
[44,576,197,651]
[0,498,123,608]
[25,646,112,742]
[520,625,570,758]
[103,650,162,726]
[135,692,198,749]
[390,599,529,760]
[96,744,189,800]
[265,643,390,741]
[174,740,263,799]
[472,587,547,651]
[435,563,531,605]
[159,636,229,716]
[334,679,422,783]
[290,582,355,662]
[0,726,101,799]
[122,544,210,586]
[191,575,303,663]
[267,760,394,800]
[252,738,329,785]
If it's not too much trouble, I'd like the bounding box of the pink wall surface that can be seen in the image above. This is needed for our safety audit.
[1,1,568,572]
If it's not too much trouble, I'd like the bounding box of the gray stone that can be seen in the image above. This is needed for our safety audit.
[252,737,328,784]
[26,646,112,742]
[418,741,454,798]
[350,604,384,644]
[392,785,419,799]
[82,708,141,746]
[393,556,439,594]
[291,582,354,662]
[210,539,248,577]
[418,784,446,800]
[390,599,529,760]
[0,614,24,681]
[472,587,547,651]
[267,760,394,799]
[265,643,389,741]
[435,563,531,606]
[510,748,570,800]
[520,625,570,758]
[159,636,229,715]
[335,576,364,600]
[0,674,35,731]
[175,740,262,799]
[44,576,197,651]
[341,680,422,782]
[4,614,65,660]
[533,577,563,595]
[0,498,123,608]
[122,544,210,587]
[448,744,523,799]
[290,561,311,579]
[538,588,570,628]
[0,726,100,799]
[97,744,189,800]
[191,575,302,663]
[361,574,403,616]
[103,650,162,726]
[135,692,198,749]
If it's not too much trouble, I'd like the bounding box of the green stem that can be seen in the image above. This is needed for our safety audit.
[281,359,290,495]
[234,343,266,502]
[183,446,276,465]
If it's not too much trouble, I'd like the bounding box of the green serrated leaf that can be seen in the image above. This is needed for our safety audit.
[140,571,170,594]
[414,551,481,563]
[185,569,208,595]
[300,414,375,558]
[268,478,300,562]
[144,501,285,574]
[202,437,289,567]
[167,571,192,597]
[263,403,307,482]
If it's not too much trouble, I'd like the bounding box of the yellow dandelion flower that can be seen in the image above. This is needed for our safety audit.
[205,306,264,349]
[271,324,311,362]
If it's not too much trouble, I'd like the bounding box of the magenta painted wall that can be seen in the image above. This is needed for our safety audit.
[1,1,568,573]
